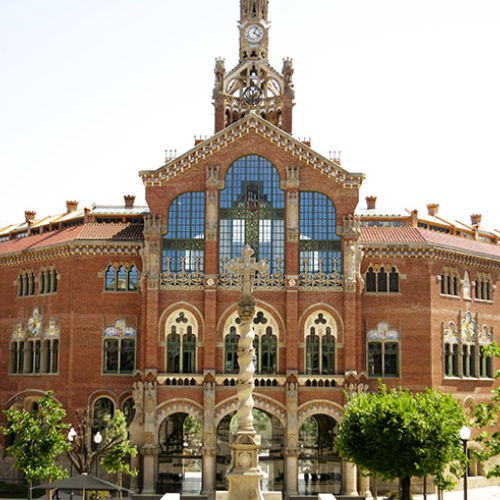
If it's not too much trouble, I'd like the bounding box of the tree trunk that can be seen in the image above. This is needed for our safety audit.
[28,480,32,500]
[401,476,411,500]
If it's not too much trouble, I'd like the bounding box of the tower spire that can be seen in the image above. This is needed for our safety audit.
[212,0,295,134]
[240,0,268,22]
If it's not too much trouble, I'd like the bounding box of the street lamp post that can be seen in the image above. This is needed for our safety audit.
[68,427,77,500]
[94,431,103,477]
[459,426,471,500]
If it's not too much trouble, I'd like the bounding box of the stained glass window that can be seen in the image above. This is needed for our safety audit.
[299,192,341,274]
[219,155,285,272]
[163,192,205,273]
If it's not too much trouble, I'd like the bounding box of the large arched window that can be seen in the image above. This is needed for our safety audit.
[304,311,338,375]
[219,155,285,273]
[163,192,205,273]
[165,310,199,374]
[299,192,341,274]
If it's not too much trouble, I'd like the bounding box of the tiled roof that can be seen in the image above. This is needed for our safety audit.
[0,223,143,256]
[361,226,500,259]
[360,227,427,245]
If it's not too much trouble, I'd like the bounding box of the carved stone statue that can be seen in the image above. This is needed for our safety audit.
[206,191,218,240]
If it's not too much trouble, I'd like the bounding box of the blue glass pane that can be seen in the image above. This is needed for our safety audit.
[163,192,205,273]
[299,192,341,274]
[219,155,285,273]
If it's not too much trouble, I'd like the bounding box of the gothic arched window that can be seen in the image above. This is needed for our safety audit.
[166,328,181,373]
[163,192,205,273]
[165,310,199,374]
[93,397,115,433]
[219,155,285,273]
[304,311,338,375]
[257,326,277,374]
[305,329,320,375]
[299,192,341,274]
[128,266,138,291]
[366,267,376,292]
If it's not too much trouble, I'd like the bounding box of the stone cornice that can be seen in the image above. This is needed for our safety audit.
[362,243,500,270]
[0,241,143,268]
[139,112,365,189]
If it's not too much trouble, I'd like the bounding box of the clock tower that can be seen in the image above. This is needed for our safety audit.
[212,0,295,133]
[239,0,269,61]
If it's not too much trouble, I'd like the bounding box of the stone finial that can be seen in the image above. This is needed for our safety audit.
[124,195,135,209]
[366,196,377,210]
[66,201,78,213]
[213,58,225,99]
[427,203,439,216]
[471,214,482,226]
[24,211,36,223]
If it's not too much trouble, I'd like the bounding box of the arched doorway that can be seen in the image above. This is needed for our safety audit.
[157,413,202,494]
[298,414,341,495]
[216,409,284,491]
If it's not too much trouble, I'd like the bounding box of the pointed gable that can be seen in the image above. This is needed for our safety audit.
[139,113,365,189]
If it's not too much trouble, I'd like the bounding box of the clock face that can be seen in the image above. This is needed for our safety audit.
[244,24,265,43]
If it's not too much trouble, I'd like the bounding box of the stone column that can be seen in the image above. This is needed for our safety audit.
[142,447,159,495]
[141,372,158,494]
[359,474,372,498]
[283,448,300,495]
[284,373,299,495]
[202,372,217,495]
[344,461,358,496]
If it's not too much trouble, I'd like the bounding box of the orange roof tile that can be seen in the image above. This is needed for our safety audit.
[0,224,143,256]
[361,226,500,259]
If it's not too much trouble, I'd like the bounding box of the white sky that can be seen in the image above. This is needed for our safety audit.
[1,0,500,229]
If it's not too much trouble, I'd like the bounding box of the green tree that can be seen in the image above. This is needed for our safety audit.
[335,385,466,500]
[473,342,500,476]
[1,391,71,500]
[98,410,137,499]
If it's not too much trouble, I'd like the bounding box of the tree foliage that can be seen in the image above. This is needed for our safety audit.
[1,391,71,499]
[98,410,137,477]
[473,342,500,477]
[336,385,466,500]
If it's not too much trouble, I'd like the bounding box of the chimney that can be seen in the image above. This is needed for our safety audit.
[471,214,482,226]
[66,201,78,213]
[366,196,377,210]
[24,211,36,223]
[427,203,439,217]
[410,209,418,228]
[124,195,136,209]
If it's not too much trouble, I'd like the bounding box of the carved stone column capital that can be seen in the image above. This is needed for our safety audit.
[280,165,300,190]
[342,215,361,239]
[206,165,225,190]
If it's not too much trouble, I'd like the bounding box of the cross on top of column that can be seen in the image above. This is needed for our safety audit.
[225,244,269,296]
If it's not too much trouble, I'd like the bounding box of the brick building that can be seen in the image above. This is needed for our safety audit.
[0,1,498,497]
